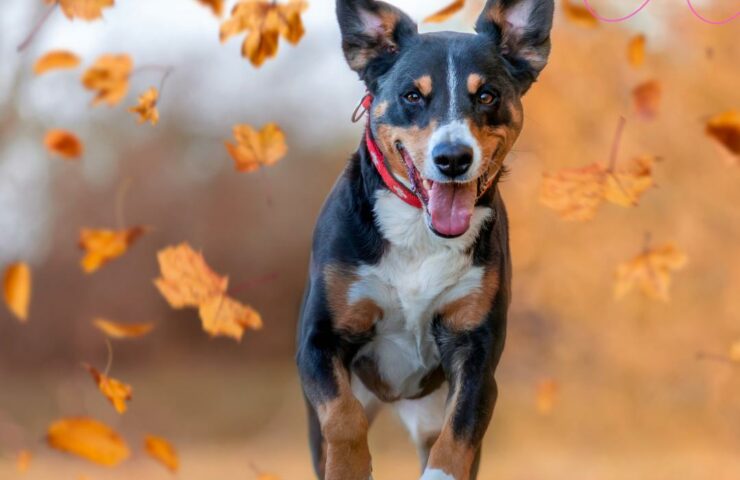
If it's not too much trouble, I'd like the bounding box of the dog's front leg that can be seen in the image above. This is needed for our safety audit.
[422,316,505,480]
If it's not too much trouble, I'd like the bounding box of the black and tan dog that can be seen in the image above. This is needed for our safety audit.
[297,0,554,478]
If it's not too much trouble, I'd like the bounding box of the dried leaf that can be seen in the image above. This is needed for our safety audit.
[603,155,656,207]
[79,227,147,274]
[16,449,32,473]
[562,0,599,28]
[93,318,154,339]
[730,340,740,363]
[154,243,262,341]
[197,0,224,16]
[627,34,646,68]
[615,243,688,302]
[83,364,133,414]
[34,50,81,75]
[47,417,130,467]
[226,123,287,173]
[705,109,740,162]
[46,0,115,21]
[632,79,661,120]
[3,262,31,322]
[44,129,83,159]
[536,379,558,415]
[144,435,179,472]
[220,0,308,67]
[128,87,159,126]
[81,54,133,106]
[424,0,465,23]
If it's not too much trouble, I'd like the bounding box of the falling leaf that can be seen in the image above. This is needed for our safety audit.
[144,435,179,473]
[705,109,740,162]
[258,475,282,480]
[44,129,84,159]
[154,243,263,341]
[424,0,465,23]
[82,364,133,414]
[93,318,155,339]
[81,54,133,106]
[3,262,31,322]
[225,123,288,173]
[46,0,115,21]
[128,87,159,126]
[627,34,646,68]
[632,79,661,119]
[562,0,599,28]
[615,243,688,302]
[540,156,656,221]
[47,417,130,467]
[79,226,147,274]
[730,340,740,363]
[536,379,559,415]
[197,0,223,16]
[220,0,308,67]
[34,50,81,75]
[16,449,32,473]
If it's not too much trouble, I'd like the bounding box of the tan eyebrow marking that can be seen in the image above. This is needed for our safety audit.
[415,75,433,97]
[467,73,484,94]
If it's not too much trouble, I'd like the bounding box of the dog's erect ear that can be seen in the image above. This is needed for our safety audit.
[475,0,554,91]
[336,0,417,86]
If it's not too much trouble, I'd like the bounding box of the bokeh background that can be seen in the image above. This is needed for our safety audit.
[1,0,739,478]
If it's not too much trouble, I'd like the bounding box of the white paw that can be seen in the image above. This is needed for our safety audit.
[420,468,455,480]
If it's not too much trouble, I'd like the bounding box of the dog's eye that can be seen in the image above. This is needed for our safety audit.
[477,90,499,106]
[403,91,422,104]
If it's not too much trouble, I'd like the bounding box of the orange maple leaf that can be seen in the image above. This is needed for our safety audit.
[44,129,83,159]
[627,34,646,68]
[46,0,115,21]
[144,435,179,473]
[93,318,154,339]
[562,0,599,28]
[34,50,81,75]
[220,0,308,67]
[705,109,740,164]
[79,226,147,274]
[82,364,133,414]
[226,123,288,173]
[81,54,133,106]
[424,0,465,23]
[197,0,224,16]
[154,243,263,341]
[614,242,688,302]
[47,417,130,467]
[3,262,31,322]
[128,87,160,126]
[633,79,661,120]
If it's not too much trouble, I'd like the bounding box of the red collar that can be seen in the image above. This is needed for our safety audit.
[358,93,423,209]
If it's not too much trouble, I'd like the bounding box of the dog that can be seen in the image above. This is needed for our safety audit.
[297,1,554,478]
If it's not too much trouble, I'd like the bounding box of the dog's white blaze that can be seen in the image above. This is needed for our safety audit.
[447,51,458,118]
[420,469,456,480]
[347,191,492,399]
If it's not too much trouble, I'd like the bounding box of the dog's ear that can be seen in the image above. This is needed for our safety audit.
[475,0,554,92]
[336,0,418,87]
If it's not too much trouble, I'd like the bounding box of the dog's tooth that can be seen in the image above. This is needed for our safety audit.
[422,180,431,190]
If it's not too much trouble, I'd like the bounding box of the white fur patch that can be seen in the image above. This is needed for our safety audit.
[394,384,448,447]
[420,469,456,480]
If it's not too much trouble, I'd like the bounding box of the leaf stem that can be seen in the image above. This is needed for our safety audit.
[607,116,627,172]
[17,4,58,52]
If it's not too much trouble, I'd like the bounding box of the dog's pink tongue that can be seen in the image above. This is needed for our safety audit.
[428,182,476,237]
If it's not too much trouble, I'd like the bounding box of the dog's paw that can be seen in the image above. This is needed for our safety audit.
[419,469,455,480]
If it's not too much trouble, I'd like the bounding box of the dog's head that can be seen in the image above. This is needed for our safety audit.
[337,0,554,237]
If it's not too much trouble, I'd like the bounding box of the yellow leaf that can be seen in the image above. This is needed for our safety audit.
[705,109,740,162]
[47,0,115,21]
[197,0,223,16]
[93,318,155,339]
[128,87,159,126]
[16,449,32,473]
[44,129,83,159]
[83,364,133,414]
[79,227,147,274]
[220,0,308,67]
[632,79,661,120]
[615,243,688,302]
[199,294,263,341]
[34,50,81,75]
[81,54,133,106]
[144,435,179,472]
[604,155,656,207]
[3,262,31,322]
[226,123,288,173]
[562,0,599,28]
[627,34,645,68]
[47,417,130,467]
[424,0,465,23]
[730,340,740,363]
[535,379,558,415]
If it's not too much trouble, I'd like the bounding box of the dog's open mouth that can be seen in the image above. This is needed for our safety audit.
[395,142,478,238]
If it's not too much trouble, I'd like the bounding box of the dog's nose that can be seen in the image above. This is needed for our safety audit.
[432,142,473,178]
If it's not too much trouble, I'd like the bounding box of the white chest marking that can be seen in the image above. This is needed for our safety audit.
[350,191,492,398]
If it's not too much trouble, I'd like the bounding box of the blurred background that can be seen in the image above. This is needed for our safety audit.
[0,0,738,478]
